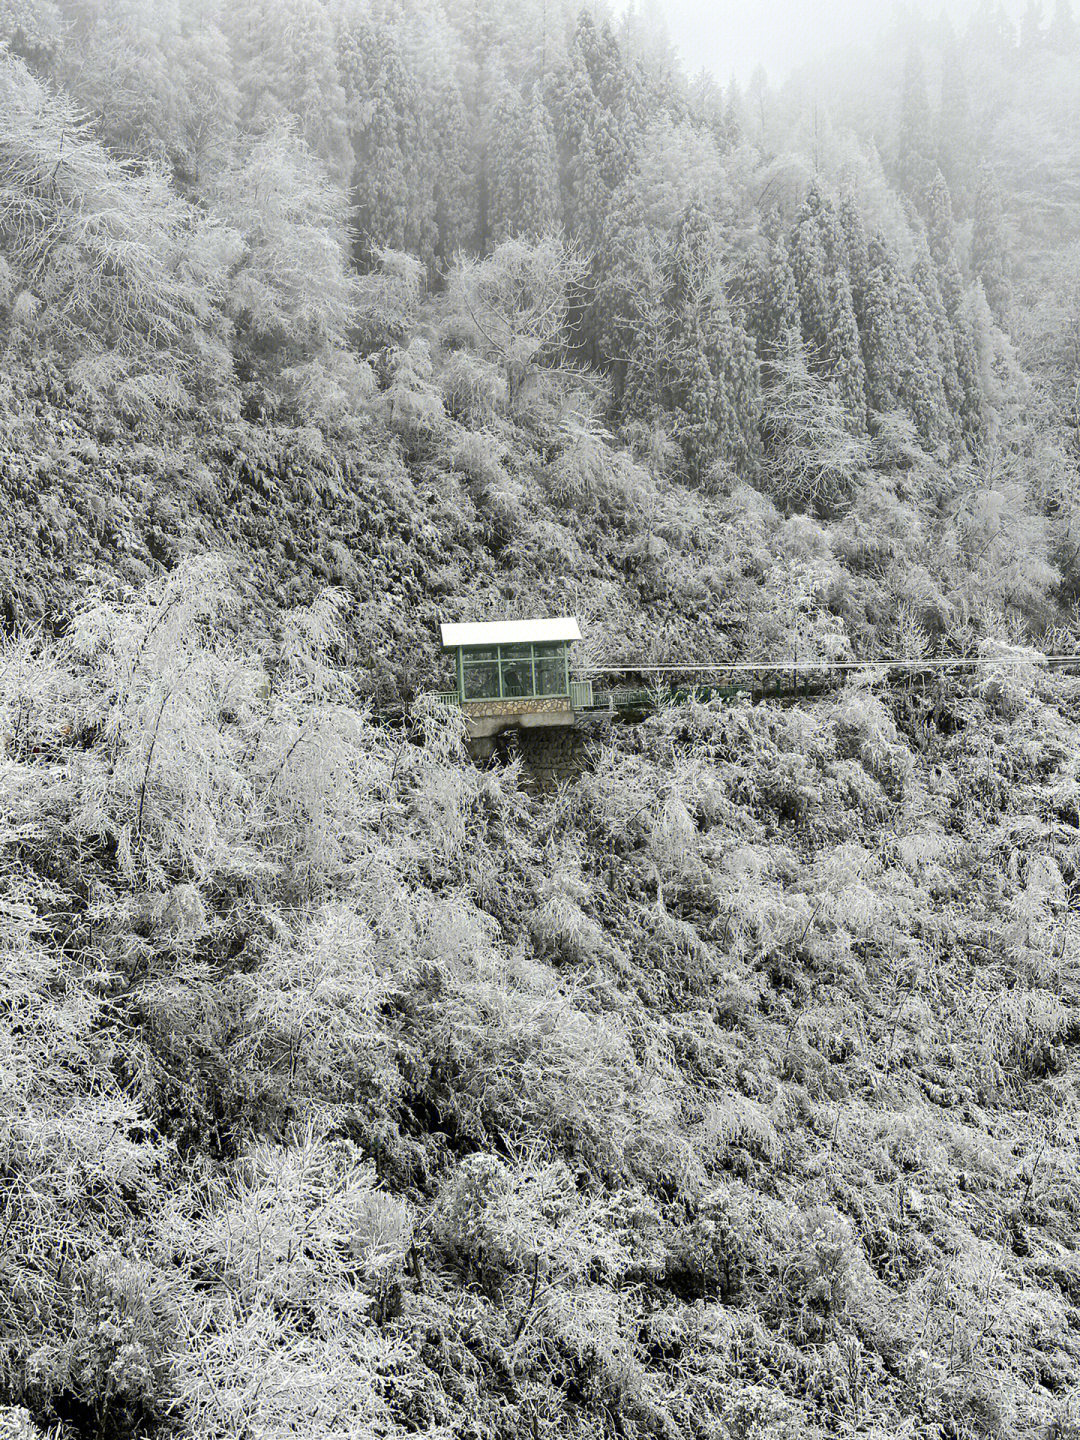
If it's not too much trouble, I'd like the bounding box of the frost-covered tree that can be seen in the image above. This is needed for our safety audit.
[337,11,433,262]
[937,20,976,210]
[897,45,936,203]
[0,49,230,412]
[763,330,868,509]
[971,162,1013,328]
[488,87,560,241]
[213,126,367,421]
[227,0,350,183]
[446,235,587,411]
[622,202,762,484]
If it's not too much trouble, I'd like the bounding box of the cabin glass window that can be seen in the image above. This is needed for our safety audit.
[534,643,566,696]
[462,656,500,699]
[499,643,533,698]
[456,639,573,701]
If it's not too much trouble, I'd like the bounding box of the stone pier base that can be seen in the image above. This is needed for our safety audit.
[469,720,601,789]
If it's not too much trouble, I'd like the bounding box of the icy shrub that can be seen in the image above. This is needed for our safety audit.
[774,1206,881,1341]
[383,338,445,443]
[441,350,505,425]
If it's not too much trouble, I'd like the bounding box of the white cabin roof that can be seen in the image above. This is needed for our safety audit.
[440,617,581,649]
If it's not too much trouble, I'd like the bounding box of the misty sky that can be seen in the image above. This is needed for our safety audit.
[622,1,1036,83]
[621,0,892,83]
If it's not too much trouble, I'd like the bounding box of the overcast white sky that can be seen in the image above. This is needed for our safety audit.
[620,1,1021,83]
[618,0,891,83]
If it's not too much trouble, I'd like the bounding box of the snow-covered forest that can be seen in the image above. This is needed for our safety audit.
[2,3,1080,1439]
[0,0,1077,641]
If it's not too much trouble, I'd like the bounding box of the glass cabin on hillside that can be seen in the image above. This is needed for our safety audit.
[439,617,592,738]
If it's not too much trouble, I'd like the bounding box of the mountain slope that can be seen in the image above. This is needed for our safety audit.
[2,549,1080,1440]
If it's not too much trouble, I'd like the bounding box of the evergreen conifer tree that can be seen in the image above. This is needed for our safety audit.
[391,2,472,267]
[937,21,976,210]
[924,171,965,315]
[1020,0,1046,51]
[897,271,953,450]
[971,162,1013,327]
[546,51,597,232]
[828,268,869,434]
[1049,0,1078,49]
[897,44,936,203]
[912,226,963,445]
[746,64,770,146]
[787,190,867,431]
[429,66,472,266]
[839,194,871,307]
[592,183,655,404]
[740,230,800,366]
[859,237,906,414]
[622,202,762,484]
[571,7,604,91]
[789,191,831,358]
[338,13,433,264]
[687,68,724,147]
[489,87,560,241]
[967,0,1016,55]
[595,19,631,115]
[228,0,349,183]
[722,73,745,148]
[921,175,986,445]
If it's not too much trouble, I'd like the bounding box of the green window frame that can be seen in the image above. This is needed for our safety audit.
[457,642,571,701]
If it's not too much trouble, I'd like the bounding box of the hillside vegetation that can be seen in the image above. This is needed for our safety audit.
[2,2,1080,1439]
[4,564,1080,1440]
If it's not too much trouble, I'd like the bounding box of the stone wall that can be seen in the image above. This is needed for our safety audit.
[462,697,573,720]
[473,718,608,789]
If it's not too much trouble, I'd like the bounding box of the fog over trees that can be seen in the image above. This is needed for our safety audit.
[2,3,1080,1440]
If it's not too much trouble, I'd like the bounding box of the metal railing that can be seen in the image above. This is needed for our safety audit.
[569,679,593,710]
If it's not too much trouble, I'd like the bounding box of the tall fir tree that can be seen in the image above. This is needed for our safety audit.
[722,73,745,149]
[488,87,560,241]
[967,0,1017,57]
[592,184,657,405]
[571,7,604,91]
[594,19,632,116]
[1020,0,1046,50]
[858,236,906,414]
[337,12,433,263]
[897,44,936,204]
[622,202,762,484]
[787,189,867,432]
[897,268,955,452]
[971,162,1013,328]
[429,64,472,266]
[924,171,965,315]
[1049,0,1078,49]
[828,267,869,434]
[838,193,871,308]
[924,175,986,447]
[739,228,800,367]
[746,64,770,146]
[227,0,349,183]
[392,2,472,267]
[546,47,597,233]
[912,226,963,439]
[788,190,832,359]
[937,21,976,211]
[687,67,724,147]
